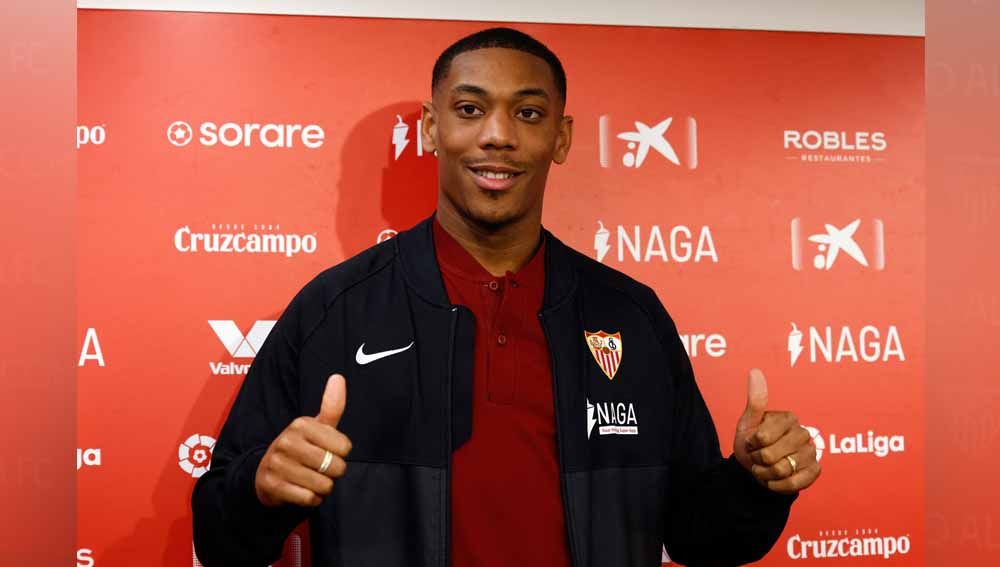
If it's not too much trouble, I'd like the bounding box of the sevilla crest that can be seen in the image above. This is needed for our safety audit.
[585,330,623,380]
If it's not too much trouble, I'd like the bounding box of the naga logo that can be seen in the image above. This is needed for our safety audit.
[783,129,888,164]
[167,120,325,149]
[594,221,717,264]
[791,217,885,271]
[787,529,911,560]
[209,320,276,375]
[587,398,639,439]
[788,323,905,366]
[679,332,727,358]
[178,433,216,478]
[802,426,905,461]
[598,115,697,169]
[174,224,317,258]
[76,448,102,470]
[391,115,427,159]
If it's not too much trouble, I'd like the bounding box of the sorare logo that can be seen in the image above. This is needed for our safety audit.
[167,120,325,149]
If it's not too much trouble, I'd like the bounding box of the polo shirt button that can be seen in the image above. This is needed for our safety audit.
[497,333,507,345]
[488,280,499,291]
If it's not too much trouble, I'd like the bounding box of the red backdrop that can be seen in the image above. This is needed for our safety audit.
[76,10,925,566]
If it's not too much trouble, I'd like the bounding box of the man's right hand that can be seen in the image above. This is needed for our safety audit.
[254,373,352,507]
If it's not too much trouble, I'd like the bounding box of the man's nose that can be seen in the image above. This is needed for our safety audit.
[478,111,517,151]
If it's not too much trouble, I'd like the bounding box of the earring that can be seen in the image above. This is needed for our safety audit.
[433,150,438,157]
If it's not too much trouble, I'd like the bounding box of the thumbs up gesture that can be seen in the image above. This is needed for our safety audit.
[733,369,820,495]
[255,374,353,507]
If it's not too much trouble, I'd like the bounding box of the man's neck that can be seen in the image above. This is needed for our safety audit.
[435,208,542,277]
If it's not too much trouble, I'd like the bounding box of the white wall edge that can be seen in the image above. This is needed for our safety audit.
[76,0,925,37]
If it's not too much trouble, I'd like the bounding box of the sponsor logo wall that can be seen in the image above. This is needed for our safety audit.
[77,10,925,566]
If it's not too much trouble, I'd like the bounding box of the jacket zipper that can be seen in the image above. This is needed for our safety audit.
[539,311,579,567]
[444,306,459,567]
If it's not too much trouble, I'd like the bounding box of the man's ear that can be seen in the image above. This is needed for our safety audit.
[420,101,437,155]
[553,114,573,164]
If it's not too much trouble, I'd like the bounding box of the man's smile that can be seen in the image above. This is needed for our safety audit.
[466,163,525,191]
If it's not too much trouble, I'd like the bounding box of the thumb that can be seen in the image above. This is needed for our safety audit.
[737,368,768,431]
[316,373,347,427]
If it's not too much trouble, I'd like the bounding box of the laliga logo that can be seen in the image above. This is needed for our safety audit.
[802,425,905,460]
[167,120,325,149]
[178,434,216,478]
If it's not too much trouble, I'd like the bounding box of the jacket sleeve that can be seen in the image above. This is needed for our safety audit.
[657,306,796,566]
[191,291,314,567]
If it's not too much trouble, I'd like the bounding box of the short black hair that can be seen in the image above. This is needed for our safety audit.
[432,27,567,103]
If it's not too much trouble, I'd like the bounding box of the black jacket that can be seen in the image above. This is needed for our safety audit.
[192,216,795,567]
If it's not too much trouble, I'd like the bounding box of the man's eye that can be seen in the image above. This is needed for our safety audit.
[457,105,481,116]
[519,108,542,120]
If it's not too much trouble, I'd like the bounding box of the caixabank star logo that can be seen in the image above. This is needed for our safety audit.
[598,114,698,170]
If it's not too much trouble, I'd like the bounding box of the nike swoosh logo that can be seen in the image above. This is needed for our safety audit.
[355,342,414,365]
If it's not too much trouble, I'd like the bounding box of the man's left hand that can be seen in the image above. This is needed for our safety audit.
[733,368,821,495]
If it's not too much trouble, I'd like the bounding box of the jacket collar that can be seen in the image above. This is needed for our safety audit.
[395,214,577,310]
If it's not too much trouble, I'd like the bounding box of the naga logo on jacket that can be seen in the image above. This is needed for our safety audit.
[586,398,639,439]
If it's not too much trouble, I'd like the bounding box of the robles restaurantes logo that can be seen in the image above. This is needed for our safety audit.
[802,426,905,461]
[174,224,317,258]
[209,319,276,375]
[788,323,905,366]
[783,129,888,164]
[167,120,325,149]
[594,221,718,264]
[787,528,911,560]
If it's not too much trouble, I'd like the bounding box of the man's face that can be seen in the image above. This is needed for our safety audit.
[422,47,573,230]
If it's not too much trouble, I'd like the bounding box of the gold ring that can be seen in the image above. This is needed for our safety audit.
[318,450,334,474]
[785,454,798,475]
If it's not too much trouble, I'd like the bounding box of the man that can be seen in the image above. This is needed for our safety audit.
[192,27,820,567]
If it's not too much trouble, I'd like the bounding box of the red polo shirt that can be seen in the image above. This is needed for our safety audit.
[432,219,571,567]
